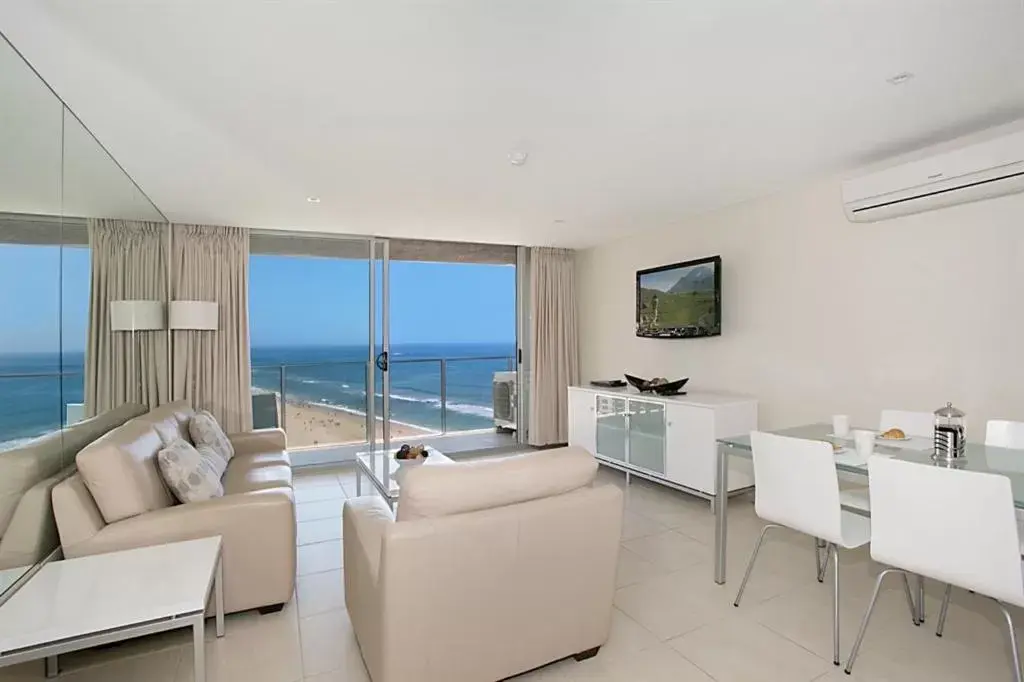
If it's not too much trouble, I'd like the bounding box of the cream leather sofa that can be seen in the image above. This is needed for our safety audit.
[52,401,296,615]
[343,447,623,682]
[0,403,147,571]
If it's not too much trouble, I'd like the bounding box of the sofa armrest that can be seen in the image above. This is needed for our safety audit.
[343,496,393,681]
[68,488,296,613]
[52,473,107,554]
[228,428,287,456]
[344,496,393,583]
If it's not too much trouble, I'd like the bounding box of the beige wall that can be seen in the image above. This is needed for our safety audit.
[576,176,1024,432]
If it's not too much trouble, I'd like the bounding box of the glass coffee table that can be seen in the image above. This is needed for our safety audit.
[355,446,453,509]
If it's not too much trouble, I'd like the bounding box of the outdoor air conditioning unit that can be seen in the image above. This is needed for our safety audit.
[842,130,1024,223]
[492,371,517,432]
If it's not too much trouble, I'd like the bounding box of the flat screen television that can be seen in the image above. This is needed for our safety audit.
[636,255,721,338]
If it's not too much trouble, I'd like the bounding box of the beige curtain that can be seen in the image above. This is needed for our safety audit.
[170,224,253,433]
[528,247,580,446]
[84,219,169,416]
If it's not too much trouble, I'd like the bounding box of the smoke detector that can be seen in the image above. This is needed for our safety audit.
[508,150,529,166]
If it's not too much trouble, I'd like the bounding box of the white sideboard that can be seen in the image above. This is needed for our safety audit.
[568,385,756,501]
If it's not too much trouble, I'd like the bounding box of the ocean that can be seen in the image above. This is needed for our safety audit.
[0,342,515,450]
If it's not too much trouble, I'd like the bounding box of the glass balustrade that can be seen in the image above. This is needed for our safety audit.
[250,354,516,449]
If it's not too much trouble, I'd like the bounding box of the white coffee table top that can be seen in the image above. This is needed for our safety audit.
[0,537,222,654]
[356,446,452,498]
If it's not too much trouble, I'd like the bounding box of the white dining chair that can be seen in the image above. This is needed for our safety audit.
[845,456,1024,681]
[734,431,881,666]
[878,409,933,438]
[987,420,1024,450]
[928,419,1024,639]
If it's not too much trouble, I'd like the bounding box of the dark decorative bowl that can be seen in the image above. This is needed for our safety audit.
[623,374,689,395]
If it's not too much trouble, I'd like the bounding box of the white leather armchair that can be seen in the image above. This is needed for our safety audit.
[343,447,623,682]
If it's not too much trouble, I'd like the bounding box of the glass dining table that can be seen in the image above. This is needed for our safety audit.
[713,423,1024,585]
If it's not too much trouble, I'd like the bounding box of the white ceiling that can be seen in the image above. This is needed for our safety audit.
[1,0,1022,247]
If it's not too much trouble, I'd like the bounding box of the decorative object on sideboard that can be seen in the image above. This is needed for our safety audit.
[395,444,429,461]
[589,379,627,388]
[623,374,689,396]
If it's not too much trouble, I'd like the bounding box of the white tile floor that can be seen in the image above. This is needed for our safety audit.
[2,463,1022,682]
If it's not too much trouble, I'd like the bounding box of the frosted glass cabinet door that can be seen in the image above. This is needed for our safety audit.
[628,399,666,474]
[595,395,627,463]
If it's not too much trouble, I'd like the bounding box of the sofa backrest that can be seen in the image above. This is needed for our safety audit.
[0,464,75,569]
[76,401,195,524]
[395,446,598,522]
[0,402,146,538]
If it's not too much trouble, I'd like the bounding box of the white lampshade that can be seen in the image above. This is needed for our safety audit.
[169,300,218,331]
[110,300,165,332]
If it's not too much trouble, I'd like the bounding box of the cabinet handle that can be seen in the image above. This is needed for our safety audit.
[667,421,673,427]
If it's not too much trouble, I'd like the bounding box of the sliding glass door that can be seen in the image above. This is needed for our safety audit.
[249,233,524,464]
[248,234,374,464]
[382,241,519,455]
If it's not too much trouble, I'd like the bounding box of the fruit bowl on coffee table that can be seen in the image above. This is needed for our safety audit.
[623,374,689,395]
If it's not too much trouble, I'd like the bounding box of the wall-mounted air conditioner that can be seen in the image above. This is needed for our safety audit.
[492,371,517,432]
[842,130,1024,223]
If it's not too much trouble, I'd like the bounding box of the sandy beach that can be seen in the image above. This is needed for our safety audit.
[282,400,433,449]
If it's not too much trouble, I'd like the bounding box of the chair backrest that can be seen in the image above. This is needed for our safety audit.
[878,409,933,438]
[986,420,1024,449]
[868,456,1024,605]
[750,431,844,545]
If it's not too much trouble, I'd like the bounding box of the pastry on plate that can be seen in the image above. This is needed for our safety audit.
[879,427,907,440]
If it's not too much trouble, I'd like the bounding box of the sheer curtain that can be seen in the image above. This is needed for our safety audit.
[170,224,252,433]
[528,247,580,446]
[84,219,169,415]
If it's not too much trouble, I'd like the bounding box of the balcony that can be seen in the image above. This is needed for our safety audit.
[251,354,520,462]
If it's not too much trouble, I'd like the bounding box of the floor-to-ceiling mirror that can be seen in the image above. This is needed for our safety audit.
[0,31,165,602]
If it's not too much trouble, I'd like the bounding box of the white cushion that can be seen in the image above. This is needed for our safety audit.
[157,438,226,503]
[188,410,234,465]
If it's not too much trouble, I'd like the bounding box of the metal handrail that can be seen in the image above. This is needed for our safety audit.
[0,370,83,379]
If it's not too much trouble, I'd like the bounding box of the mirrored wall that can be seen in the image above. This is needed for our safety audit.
[0,34,165,600]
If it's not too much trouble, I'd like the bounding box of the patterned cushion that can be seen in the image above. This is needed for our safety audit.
[157,439,226,504]
[188,410,234,465]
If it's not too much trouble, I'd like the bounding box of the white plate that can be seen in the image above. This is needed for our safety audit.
[876,434,911,442]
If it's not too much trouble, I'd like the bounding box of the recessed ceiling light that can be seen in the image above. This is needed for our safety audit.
[508,150,529,166]
[887,72,914,85]
[306,196,321,203]
[553,219,566,224]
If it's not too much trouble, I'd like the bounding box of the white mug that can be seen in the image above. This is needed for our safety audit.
[832,414,851,438]
[854,429,875,458]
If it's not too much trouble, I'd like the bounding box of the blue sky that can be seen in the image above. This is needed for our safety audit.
[0,246,516,353]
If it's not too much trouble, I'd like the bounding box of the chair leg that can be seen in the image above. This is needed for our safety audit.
[901,572,921,626]
[921,573,929,622]
[936,584,953,637]
[995,601,1023,682]
[845,568,903,675]
[733,524,778,607]
[830,544,840,666]
[816,537,829,583]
